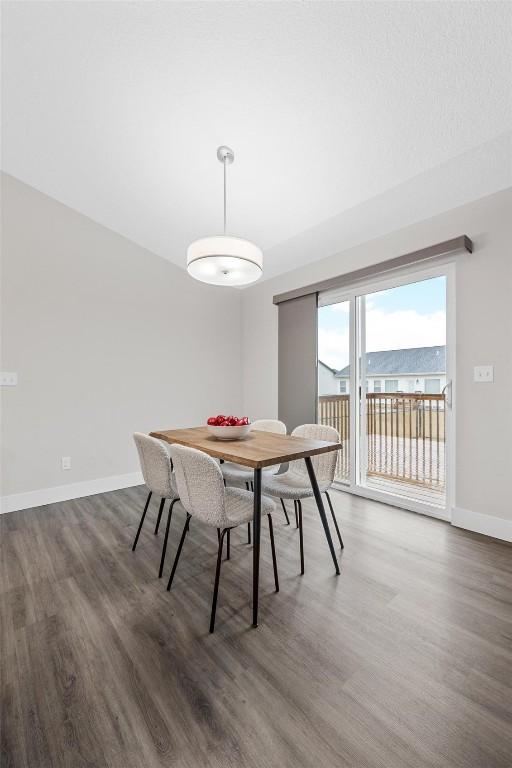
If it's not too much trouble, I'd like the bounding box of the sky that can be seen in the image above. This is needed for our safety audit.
[318,275,446,370]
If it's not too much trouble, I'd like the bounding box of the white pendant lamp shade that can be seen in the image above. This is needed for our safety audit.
[187,146,263,286]
[187,235,263,286]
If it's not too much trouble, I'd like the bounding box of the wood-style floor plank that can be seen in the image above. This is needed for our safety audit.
[1,486,511,767]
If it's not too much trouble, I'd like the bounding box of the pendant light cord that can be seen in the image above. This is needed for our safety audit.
[223,159,227,234]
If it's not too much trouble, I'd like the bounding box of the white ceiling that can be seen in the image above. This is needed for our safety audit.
[2,1,511,281]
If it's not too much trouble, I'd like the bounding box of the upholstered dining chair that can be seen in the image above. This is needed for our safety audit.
[167,444,279,633]
[132,432,180,578]
[221,418,290,534]
[261,424,344,575]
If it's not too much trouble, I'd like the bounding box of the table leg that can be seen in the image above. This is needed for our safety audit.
[304,457,340,575]
[252,467,262,627]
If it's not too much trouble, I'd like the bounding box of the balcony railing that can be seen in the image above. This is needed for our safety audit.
[318,393,445,500]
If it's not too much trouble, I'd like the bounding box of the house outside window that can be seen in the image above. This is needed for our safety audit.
[385,379,398,392]
[374,380,382,393]
[339,380,347,394]
[425,378,441,394]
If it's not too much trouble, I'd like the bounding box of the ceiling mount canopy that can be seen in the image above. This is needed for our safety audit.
[187,146,263,286]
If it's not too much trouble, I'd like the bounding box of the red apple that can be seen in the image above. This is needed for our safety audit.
[207,417,216,425]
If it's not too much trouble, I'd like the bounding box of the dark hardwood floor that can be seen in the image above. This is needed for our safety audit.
[1,486,511,768]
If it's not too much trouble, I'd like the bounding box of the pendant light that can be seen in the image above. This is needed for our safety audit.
[187,146,263,286]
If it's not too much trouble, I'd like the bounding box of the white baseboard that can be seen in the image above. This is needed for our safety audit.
[0,471,144,514]
[452,506,512,543]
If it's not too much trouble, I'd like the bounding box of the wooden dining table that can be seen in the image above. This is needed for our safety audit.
[150,426,342,626]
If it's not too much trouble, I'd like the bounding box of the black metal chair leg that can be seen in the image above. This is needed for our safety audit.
[294,499,299,528]
[210,528,228,633]
[132,491,152,551]
[166,514,191,590]
[226,528,231,560]
[267,514,279,592]
[158,499,176,578]
[325,491,344,549]
[280,498,290,525]
[154,497,165,535]
[298,499,304,575]
[245,482,252,543]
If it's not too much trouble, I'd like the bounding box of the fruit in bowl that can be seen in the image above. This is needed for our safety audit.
[206,414,252,440]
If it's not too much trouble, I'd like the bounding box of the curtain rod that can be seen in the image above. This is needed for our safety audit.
[273,235,473,305]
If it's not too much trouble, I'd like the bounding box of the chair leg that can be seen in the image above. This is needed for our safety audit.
[210,528,228,633]
[294,499,299,528]
[166,513,191,591]
[325,491,344,549]
[158,499,176,578]
[267,514,279,592]
[298,500,304,575]
[132,491,152,551]
[245,483,252,543]
[154,497,165,535]
[226,528,231,560]
[280,498,290,525]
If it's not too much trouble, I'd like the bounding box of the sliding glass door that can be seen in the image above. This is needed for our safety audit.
[318,264,454,517]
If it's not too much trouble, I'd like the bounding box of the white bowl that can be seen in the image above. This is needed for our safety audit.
[207,423,252,440]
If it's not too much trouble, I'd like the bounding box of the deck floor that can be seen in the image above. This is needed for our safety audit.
[335,436,446,507]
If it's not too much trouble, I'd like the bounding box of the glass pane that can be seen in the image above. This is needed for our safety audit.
[425,378,441,394]
[361,276,447,508]
[318,300,350,484]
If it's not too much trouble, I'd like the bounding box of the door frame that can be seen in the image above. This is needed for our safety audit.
[318,259,456,522]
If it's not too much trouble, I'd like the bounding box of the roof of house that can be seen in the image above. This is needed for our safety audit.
[318,360,338,374]
[336,345,445,377]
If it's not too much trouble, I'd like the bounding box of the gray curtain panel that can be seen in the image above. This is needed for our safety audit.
[278,292,318,432]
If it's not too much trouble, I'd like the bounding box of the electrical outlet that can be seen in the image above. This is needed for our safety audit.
[473,365,494,383]
[0,372,18,386]
[61,457,71,470]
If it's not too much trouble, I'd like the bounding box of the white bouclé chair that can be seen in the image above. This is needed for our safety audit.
[261,424,344,574]
[167,444,279,633]
[132,432,180,578]
[221,419,290,531]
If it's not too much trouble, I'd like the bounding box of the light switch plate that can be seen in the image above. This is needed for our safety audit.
[474,365,494,383]
[0,372,18,386]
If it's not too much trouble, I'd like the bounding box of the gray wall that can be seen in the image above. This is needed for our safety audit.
[242,188,512,526]
[2,173,511,535]
[1,174,242,497]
